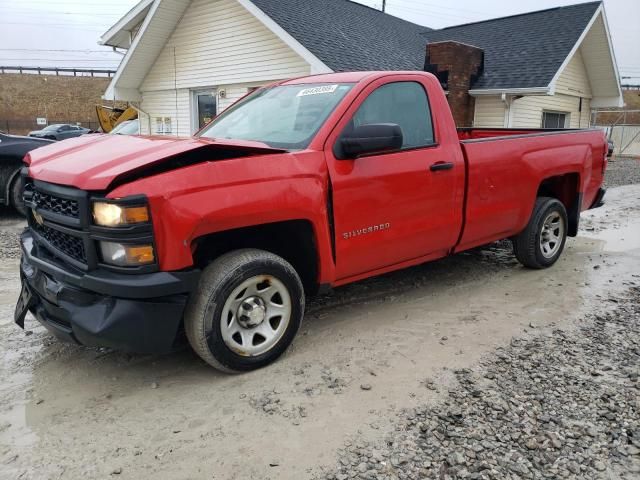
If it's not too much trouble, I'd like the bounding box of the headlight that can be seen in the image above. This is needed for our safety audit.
[93,202,149,227]
[99,241,155,266]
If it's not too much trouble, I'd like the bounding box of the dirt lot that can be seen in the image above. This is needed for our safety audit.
[0,185,639,480]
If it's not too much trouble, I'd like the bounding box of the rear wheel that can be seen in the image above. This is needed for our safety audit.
[184,249,304,373]
[513,197,568,269]
[10,174,27,217]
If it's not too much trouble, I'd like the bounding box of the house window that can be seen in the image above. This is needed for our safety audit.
[542,111,569,129]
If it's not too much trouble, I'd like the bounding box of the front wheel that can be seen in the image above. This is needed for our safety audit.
[184,249,304,373]
[513,197,568,269]
[10,175,27,217]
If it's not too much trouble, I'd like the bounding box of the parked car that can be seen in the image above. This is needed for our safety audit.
[0,132,53,215]
[109,119,140,135]
[15,71,608,373]
[28,124,90,141]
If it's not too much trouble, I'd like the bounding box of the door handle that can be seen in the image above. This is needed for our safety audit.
[430,162,454,172]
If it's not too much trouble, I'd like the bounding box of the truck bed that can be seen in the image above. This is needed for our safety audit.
[455,128,607,253]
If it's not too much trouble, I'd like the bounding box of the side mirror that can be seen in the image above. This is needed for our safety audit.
[338,123,403,159]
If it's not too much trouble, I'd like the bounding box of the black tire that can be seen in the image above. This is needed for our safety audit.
[513,197,568,269]
[184,249,304,373]
[10,174,27,217]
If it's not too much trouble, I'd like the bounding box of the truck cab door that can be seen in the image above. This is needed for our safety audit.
[325,76,465,281]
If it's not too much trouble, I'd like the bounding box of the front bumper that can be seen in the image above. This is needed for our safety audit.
[19,231,200,354]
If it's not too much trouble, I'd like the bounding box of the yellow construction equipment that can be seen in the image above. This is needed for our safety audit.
[96,105,138,133]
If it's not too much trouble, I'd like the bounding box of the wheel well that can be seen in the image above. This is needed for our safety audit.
[4,165,22,206]
[536,173,581,236]
[192,220,320,295]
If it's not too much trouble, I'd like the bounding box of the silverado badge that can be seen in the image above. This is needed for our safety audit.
[342,223,391,240]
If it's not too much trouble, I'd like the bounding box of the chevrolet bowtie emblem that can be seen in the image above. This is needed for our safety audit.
[32,209,44,226]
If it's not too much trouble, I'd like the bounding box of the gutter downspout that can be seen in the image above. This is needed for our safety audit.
[501,93,523,128]
[501,93,511,128]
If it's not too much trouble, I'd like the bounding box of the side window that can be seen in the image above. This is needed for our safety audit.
[542,111,569,129]
[351,82,435,148]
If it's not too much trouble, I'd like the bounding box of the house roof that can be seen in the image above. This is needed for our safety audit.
[250,0,603,91]
[238,0,432,72]
[423,1,602,90]
[102,0,617,102]
[100,0,154,49]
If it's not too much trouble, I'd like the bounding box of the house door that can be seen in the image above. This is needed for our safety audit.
[193,90,217,131]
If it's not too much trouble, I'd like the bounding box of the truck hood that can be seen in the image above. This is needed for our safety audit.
[26,134,286,191]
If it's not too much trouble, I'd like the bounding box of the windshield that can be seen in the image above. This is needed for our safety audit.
[110,120,139,135]
[198,83,354,149]
[43,124,63,131]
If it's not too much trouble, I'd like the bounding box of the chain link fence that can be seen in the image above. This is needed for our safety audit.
[592,108,640,158]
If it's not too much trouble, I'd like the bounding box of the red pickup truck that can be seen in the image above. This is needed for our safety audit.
[15,71,608,372]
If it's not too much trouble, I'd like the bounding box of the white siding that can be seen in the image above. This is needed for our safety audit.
[218,81,265,111]
[116,0,191,91]
[580,13,619,98]
[139,81,268,136]
[141,0,310,92]
[579,97,591,128]
[473,96,505,127]
[139,89,190,136]
[138,0,311,136]
[554,49,592,98]
[510,94,591,128]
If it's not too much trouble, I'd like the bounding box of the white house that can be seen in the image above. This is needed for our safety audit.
[100,0,622,135]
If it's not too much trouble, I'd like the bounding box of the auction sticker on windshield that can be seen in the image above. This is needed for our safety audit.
[297,85,339,97]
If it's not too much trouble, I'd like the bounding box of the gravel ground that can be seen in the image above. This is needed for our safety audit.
[0,186,638,480]
[0,207,22,260]
[317,286,640,480]
[0,230,20,260]
[605,157,640,188]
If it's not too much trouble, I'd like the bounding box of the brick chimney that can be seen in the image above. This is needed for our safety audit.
[425,41,484,127]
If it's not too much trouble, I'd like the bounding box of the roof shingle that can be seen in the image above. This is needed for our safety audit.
[250,0,431,72]
[251,0,601,90]
[423,1,601,89]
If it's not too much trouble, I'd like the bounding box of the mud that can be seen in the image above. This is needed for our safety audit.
[0,186,639,479]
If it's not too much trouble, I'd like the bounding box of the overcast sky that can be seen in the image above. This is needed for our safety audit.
[0,0,638,80]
